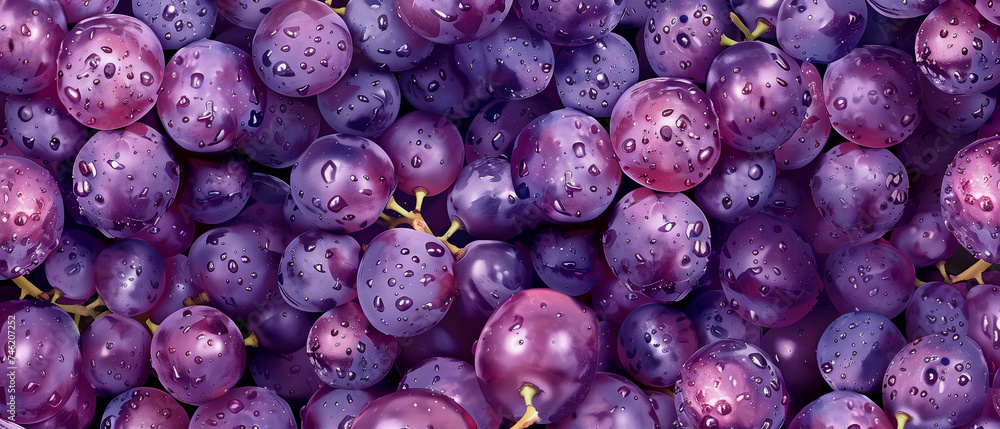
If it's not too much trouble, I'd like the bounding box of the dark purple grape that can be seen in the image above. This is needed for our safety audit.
[399,357,502,429]
[393,306,480,373]
[157,39,264,153]
[515,0,625,45]
[922,76,996,135]
[868,0,939,17]
[289,134,396,233]
[941,136,1000,263]
[343,0,436,72]
[454,16,554,100]
[278,229,360,313]
[555,33,639,117]
[674,339,789,429]
[245,292,317,354]
[376,111,465,196]
[961,397,1000,429]
[531,223,612,296]
[300,387,381,429]
[447,157,542,240]
[0,155,64,279]
[898,118,974,177]
[188,222,281,320]
[454,239,531,321]
[58,0,120,23]
[350,389,477,428]
[0,0,67,95]
[916,0,1000,95]
[685,289,764,346]
[824,240,916,318]
[55,14,164,130]
[890,209,960,268]
[789,391,893,429]
[399,44,491,118]
[130,204,195,261]
[306,301,398,389]
[647,390,678,429]
[248,347,324,405]
[236,173,297,244]
[905,281,968,341]
[760,301,840,414]
[464,95,557,162]
[72,123,180,239]
[81,314,152,397]
[101,387,190,429]
[644,0,740,83]
[24,377,96,429]
[511,108,621,223]
[963,284,1000,375]
[707,40,809,153]
[150,305,247,405]
[133,0,217,49]
[316,59,400,138]
[617,303,700,387]
[189,386,296,428]
[176,153,252,224]
[694,147,777,223]
[216,0,283,29]
[596,320,623,373]
[882,334,989,428]
[475,288,600,424]
[211,22,254,53]
[549,372,658,429]
[42,228,101,301]
[5,85,88,167]
[776,0,867,63]
[816,311,907,393]
[396,0,511,44]
[147,254,203,325]
[356,228,457,337]
[809,142,910,242]
[603,188,712,302]
[252,0,353,97]
[774,57,831,170]
[244,88,322,168]
[609,76,721,192]
[589,272,658,324]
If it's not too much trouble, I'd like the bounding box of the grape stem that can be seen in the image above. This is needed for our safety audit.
[511,384,540,429]
[951,259,991,285]
[320,0,346,15]
[183,291,210,307]
[895,411,911,429]
[413,188,428,213]
[11,276,100,320]
[935,261,949,283]
[721,12,772,46]
[145,319,159,334]
[381,198,467,259]
[244,332,259,348]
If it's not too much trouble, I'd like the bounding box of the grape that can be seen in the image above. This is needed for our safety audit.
[589,272,658,325]
[393,306,480,373]
[809,142,910,242]
[962,398,1000,429]
[42,228,102,301]
[132,0,217,49]
[963,283,1000,375]
[776,0,867,63]
[150,305,247,405]
[81,313,152,397]
[674,339,789,429]
[720,213,822,327]
[609,76,722,192]
[882,334,989,428]
[289,134,396,233]
[58,0,120,23]
[475,288,599,424]
[867,0,939,17]
[245,292,317,354]
[905,281,968,341]
[56,14,164,130]
[24,378,96,429]
[617,303,700,387]
[773,58,831,170]
[707,40,809,153]
[343,0,435,72]
[603,188,712,302]
[531,223,612,296]
[447,157,542,240]
[395,0,511,44]
[211,22,254,54]
[356,228,457,337]
[0,301,81,424]
[824,240,916,318]
[399,357,502,429]
[216,0,284,29]
[93,238,165,316]
[890,209,960,268]
[453,239,531,322]
[306,301,398,389]
[647,390,678,429]
[760,175,810,225]
[1,155,64,280]
[644,0,738,83]
[300,387,381,429]
[236,173,297,244]
[464,96,557,162]
[399,44,491,118]
[351,389,477,428]
[549,372,658,429]
[685,289,764,346]
[816,311,907,393]
[555,33,639,117]
[897,118,974,178]
[176,153,252,224]
[789,391,893,429]
[129,203,196,260]
[514,0,625,46]
[596,320,624,373]
[252,0,353,97]
[316,59,400,138]
[248,346,325,404]
[693,147,777,223]
[100,387,190,429]
[376,111,465,196]
[5,85,89,168]
[244,89,321,168]
[0,0,67,95]
[278,229,361,313]
[157,39,264,153]
[922,77,996,135]
[189,386,296,428]
[147,254,203,325]
[941,136,1000,263]
[72,123,181,239]
[511,108,622,223]
[916,0,1000,95]
[454,16,555,100]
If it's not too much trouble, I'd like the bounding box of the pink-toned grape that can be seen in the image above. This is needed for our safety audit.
[189,387,296,428]
[5,85,88,168]
[351,389,476,428]
[0,0,67,95]
[306,301,398,389]
[316,59,400,138]
[81,313,152,396]
[0,155,64,279]
[58,0,120,23]
[396,0,512,44]
[399,357,502,429]
[132,0,217,49]
[248,347,325,404]
[343,0,435,72]
[644,0,738,83]
[376,111,465,196]
[941,136,1000,263]
[963,284,1000,376]
[916,0,1000,95]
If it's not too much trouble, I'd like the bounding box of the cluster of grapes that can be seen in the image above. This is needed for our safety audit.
[5,0,1000,427]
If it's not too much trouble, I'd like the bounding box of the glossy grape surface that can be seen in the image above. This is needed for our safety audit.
[941,136,1000,263]
[189,386,296,428]
[396,0,511,44]
[0,155,64,279]
[617,303,700,387]
[306,301,398,389]
[447,157,541,240]
[644,0,738,83]
[0,0,67,95]
[350,389,477,428]
[916,0,1000,95]
[81,313,152,396]
[816,311,907,393]
[5,85,88,167]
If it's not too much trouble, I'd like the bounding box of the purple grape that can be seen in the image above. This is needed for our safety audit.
[610,76,721,192]
[963,283,1000,376]
[278,229,360,313]
[189,386,296,428]
[316,59,400,138]
[776,0,867,63]
[244,88,321,168]
[922,77,996,135]
[549,372,658,429]
[596,320,624,373]
[916,0,1000,95]
[824,240,916,318]
[289,134,396,233]
[603,188,712,302]
[399,44,491,118]
[0,0,67,95]
[589,271,658,324]
[58,0,120,23]
[647,390,678,429]
[100,387,190,429]
[0,155,64,279]
[868,0,940,17]
[42,228,102,301]
[150,305,247,405]
[133,0,217,49]
[882,333,989,428]
[24,378,96,429]
[809,142,910,242]
[216,0,283,29]
[890,209,960,268]
[343,0,435,72]
[511,108,621,223]
[305,301,398,389]
[464,96,557,162]
[72,123,180,239]
[694,147,777,223]
[962,397,1000,429]
[905,281,968,341]
[376,111,465,196]
[789,391,893,429]
[157,39,264,153]
[555,33,639,117]
[253,0,353,97]
[395,0,512,44]
[644,0,740,83]
[130,204,194,261]
[55,14,164,130]
[514,0,625,46]
[393,306,480,373]
[93,238,165,315]
[454,239,531,322]
[5,85,88,168]
[674,339,789,429]
[941,136,1000,263]
[300,387,381,429]
[81,314,152,396]
[816,311,907,393]
[236,173,297,244]
[350,389,477,428]
[685,289,764,346]
[707,40,809,153]
[774,55,831,170]
[147,254,203,325]
[399,357,502,429]
[617,303,700,387]
[531,223,612,296]
[447,157,542,240]
[760,300,840,414]
[898,119,976,178]
[454,16,554,100]
[176,153,252,224]
[245,291,316,354]
[188,221,281,320]
[211,23,254,53]
[248,346,324,404]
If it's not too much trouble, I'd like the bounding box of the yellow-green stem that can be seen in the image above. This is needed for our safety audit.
[244,332,259,348]
[936,261,950,284]
[414,188,428,213]
[385,197,416,219]
[511,384,540,429]
[896,411,911,429]
[952,259,991,285]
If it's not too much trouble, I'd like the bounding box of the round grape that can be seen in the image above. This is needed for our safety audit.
[316,59,400,138]
[941,136,1000,263]
[464,95,557,162]
[617,303,700,387]
[0,155,64,279]
[398,44,491,118]
[916,0,1000,95]
[789,391,894,429]
[531,223,611,296]
[395,0,511,44]
[694,147,777,223]
[905,281,968,341]
[278,229,360,313]
[776,0,867,63]
[555,33,639,117]
[685,289,764,346]
[447,157,542,240]
[248,347,325,405]
[824,240,916,318]
[376,111,465,196]
[101,387,190,428]
[454,16,555,100]
[644,0,739,83]
[306,301,398,389]
[343,0,435,72]
[0,0,67,95]
[132,0,217,49]
[514,0,625,46]
[300,387,381,429]
[5,85,88,167]
[350,389,477,428]
[81,313,152,397]
[549,372,658,429]
[816,311,907,393]
[399,357,502,429]
[189,386,296,428]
